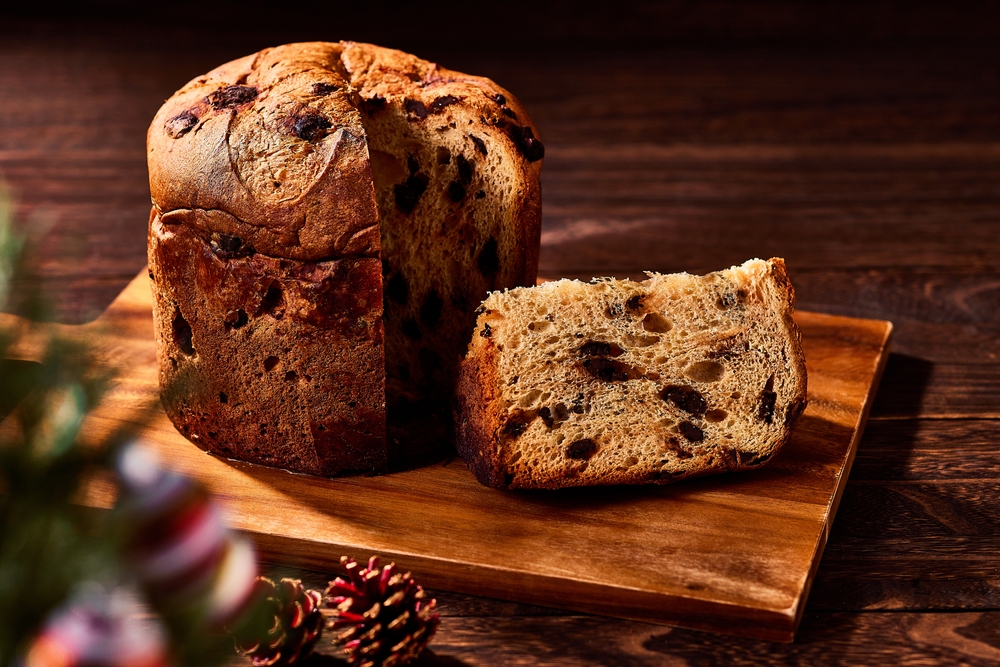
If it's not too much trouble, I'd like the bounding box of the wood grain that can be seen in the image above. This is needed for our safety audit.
[0,271,891,642]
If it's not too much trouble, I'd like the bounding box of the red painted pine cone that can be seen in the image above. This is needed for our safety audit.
[235,577,324,667]
[326,556,439,667]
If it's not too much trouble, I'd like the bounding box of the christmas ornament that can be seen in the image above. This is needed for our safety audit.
[22,583,168,667]
[115,441,259,626]
[326,556,439,667]
[234,577,324,666]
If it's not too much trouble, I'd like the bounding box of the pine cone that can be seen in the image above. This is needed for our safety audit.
[326,556,440,667]
[235,577,324,667]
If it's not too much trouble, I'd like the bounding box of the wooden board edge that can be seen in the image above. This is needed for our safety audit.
[247,532,799,642]
[786,319,894,640]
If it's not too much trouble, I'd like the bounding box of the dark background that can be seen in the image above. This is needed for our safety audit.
[3,2,1000,664]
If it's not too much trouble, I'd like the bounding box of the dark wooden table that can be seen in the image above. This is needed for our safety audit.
[3,4,1000,664]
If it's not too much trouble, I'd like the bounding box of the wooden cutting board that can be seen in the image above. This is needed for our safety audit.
[1,271,891,642]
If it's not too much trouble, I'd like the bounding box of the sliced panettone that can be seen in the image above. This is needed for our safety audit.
[454,258,808,489]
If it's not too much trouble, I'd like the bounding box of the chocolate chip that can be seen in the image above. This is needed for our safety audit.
[224,308,249,331]
[311,82,338,96]
[165,111,198,138]
[475,190,486,199]
[566,439,598,460]
[448,181,466,202]
[386,272,408,305]
[491,93,507,105]
[582,357,636,382]
[420,290,443,328]
[578,341,624,357]
[469,134,488,155]
[539,407,554,427]
[626,294,644,310]
[501,105,517,119]
[402,319,422,340]
[172,310,194,356]
[477,236,499,276]
[758,375,777,424]
[679,421,704,443]
[361,96,387,115]
[480,323,493,338]
[660,385,707,416]
[292,112,331,141]
[207,85,258,110]
[405,98,429,119]
[456,154,473,185]
[508,125,545,162]
[394,173,429,214]
[430,95,460,111]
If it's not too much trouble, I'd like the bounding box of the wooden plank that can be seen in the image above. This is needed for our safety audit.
[1,272,891,641]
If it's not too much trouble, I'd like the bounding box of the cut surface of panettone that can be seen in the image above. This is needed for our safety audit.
[454,258,808,489]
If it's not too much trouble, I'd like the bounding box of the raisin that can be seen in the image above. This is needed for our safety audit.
[480,323,493,338]
[539,407,554,427]
[394,173,429,214]
[502,412,531,437]
[404,98,429,119]
[292,112,331,141]
[284,370,298,381]
[665,437,693,459]
[477,236,499,276]
[311,82,338,96]
[401,319,422,340]
[218,392,228,404]
[361,96,387,115]
[165,111,198,138]
[566,439,598,460]
[582,357,634,382]
[430,95,460,111]
[456,154,473,185]
[257,283,285,319]
[578,341,624,357]
[660,385,707,416]
[626,294,644,310]
[386,272,408,305]
[717,446,739,469]
[469,134,488,155]
[172,311,194,356]
[501,105,517,119]
[571,393,586,414]
[679,421,704,443]
[491,93,507,105]
[210,233,254,258]
[207,85,258,110]
[448,181,466,202]
[224,309,249,331]
[758,375,777,424]
[420,290,443,328]
[553,402,570,422]
[508,125,545,162]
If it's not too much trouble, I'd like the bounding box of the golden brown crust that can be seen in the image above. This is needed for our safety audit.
[147,41,543,476]
[454,337,507,488]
